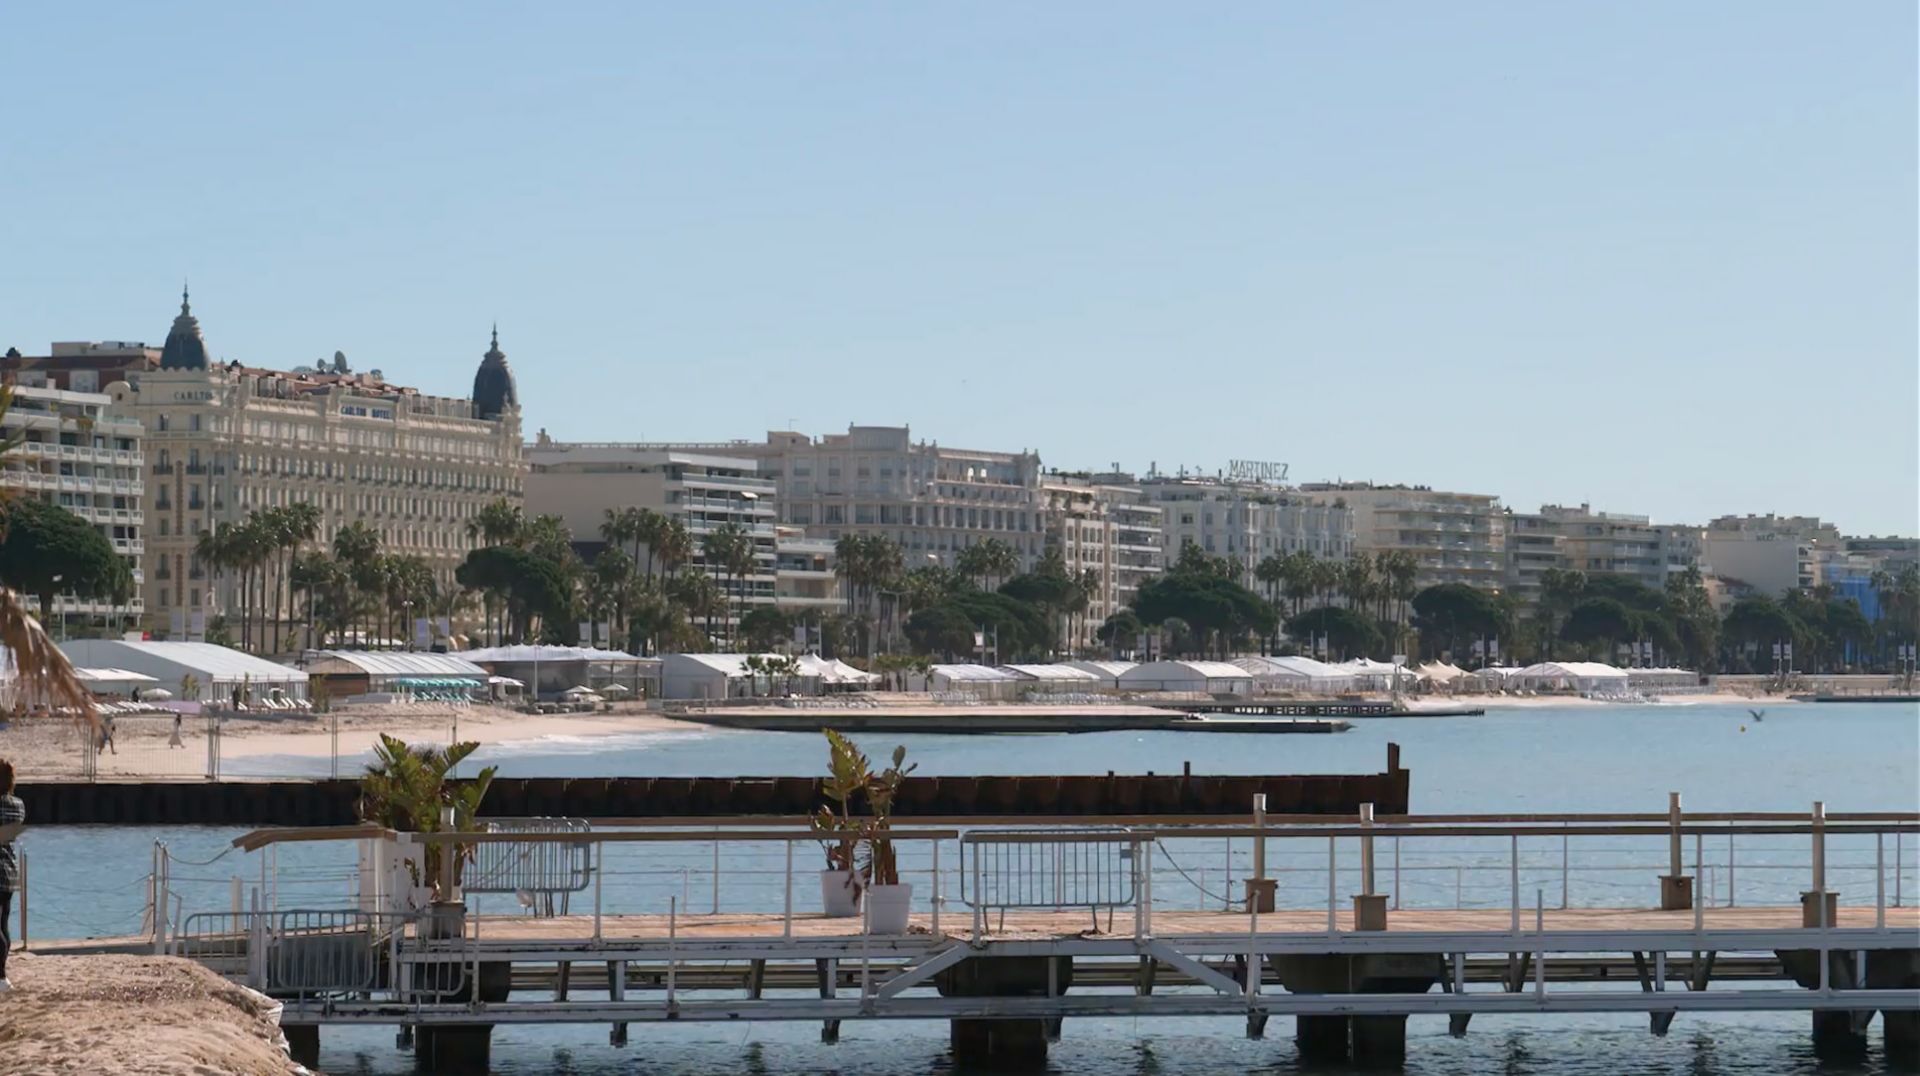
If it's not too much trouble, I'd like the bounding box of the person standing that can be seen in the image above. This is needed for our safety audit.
[0,757,23,991]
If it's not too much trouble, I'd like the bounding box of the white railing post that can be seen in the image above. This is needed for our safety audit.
[1393,835,1402,911]
[1560,827,1570,910]
[1533,888,1546,999]
[1359,804,1376,897]
[1728,832,1737,908]
[711,839,720,915]
[1876,832,1886,930]
[1509,834,1520,934]
[666,896,677,1011]
[1325,836,1337,934]
[592,841,604,945]
[931,839,941,935]
[1811,801,1827,896]
[783,840,795,940]
[1693,832,1704,931]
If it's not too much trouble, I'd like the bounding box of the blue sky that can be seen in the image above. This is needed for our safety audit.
[3,3,1914,535]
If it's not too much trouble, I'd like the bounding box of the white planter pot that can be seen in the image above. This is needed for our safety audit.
[819,869,862,917]
[865,883,913,935]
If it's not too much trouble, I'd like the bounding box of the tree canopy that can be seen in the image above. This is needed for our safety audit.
[0,497,130,619]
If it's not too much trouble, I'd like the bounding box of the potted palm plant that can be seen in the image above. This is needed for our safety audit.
[358,734,497,912]
[859,742,917,934]
[811,730,868,916]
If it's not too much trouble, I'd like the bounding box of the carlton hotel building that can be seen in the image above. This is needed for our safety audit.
[3,292,524,643]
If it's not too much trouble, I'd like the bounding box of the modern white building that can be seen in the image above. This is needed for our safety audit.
[0,383,146,629]
[1141,475,1353,575]
[773,526,843,619]
[524,438,779,617]
[1298,483,1504,591]
[1700,514,1839,599]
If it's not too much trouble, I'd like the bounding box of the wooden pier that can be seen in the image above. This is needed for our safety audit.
[116,804,1920,1071]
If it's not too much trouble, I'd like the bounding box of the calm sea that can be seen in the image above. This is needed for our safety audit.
[16,701,1920,1074]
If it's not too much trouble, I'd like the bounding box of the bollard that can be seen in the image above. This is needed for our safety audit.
[1658,792,1693,911]
[1244,794,1275,913]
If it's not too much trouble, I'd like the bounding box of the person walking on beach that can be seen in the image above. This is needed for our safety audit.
[167,713,184,749]
[0,757,24,991]
[97,715,116,755]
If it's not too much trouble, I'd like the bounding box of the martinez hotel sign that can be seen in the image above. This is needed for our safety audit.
[1226,459,1289,484]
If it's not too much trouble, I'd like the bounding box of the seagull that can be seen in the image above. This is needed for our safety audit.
[1748,708,1765,723]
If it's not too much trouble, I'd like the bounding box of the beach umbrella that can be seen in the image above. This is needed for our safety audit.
[598,683,632,697]
[139,687,174,701]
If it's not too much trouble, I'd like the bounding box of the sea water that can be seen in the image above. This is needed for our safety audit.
[15,702,1919,1074]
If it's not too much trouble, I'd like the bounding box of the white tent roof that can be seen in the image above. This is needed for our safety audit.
[1512,661,1628,680]
[1415,662,1468,683]
[1470,665,1524,679]
[665,653,805,679]
[931,663,1017,682]
[308,651,487,678]
[74,667,159,684]
[1339,658,1408,673]
[795,654,879,684]
[1234,655,1350,680]
[459,645,642,663]
[1066,660,1137,679]
[997,664,1100,682]
[1119,660,1253,683]
[57,640,308,685]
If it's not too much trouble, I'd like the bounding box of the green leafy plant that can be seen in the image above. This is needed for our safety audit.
[358,734,497,898]
[811,729,871,900]
[861,742,916,887]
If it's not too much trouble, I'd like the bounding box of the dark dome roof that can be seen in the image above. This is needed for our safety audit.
[472,326,518,420]
[159,287,210,371]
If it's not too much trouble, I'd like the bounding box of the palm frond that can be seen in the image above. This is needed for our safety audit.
[0,586,98,730]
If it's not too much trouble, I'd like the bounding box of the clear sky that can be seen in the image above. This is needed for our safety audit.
[3,3,1914,535]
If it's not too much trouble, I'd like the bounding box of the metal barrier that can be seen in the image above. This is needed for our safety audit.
[466,818,595,916]
[269,910,385,995]
[961,829,1138,932]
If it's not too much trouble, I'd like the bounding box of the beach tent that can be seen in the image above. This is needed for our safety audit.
[301,650,486,699]
[1331,658,1417,692]
[1415,662,1468,684]
[660,653,823,700]
[927,663,1021,700]
[1233,656,1356,694]
[1117,660,1255,696]
[72,668,160,696]
[58,640,309,703]
[1626,667,1698,692]
[461,645,658,701]
[1509,661,1630,694]
[1064,661,1136,689]
[996,664,1101,693]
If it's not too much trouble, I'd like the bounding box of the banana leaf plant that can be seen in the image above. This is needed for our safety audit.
[358,734,497,898]
[860,743,916,887]
[811,729,870,901]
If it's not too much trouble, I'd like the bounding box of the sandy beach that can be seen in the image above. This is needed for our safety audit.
[0,953,302,1075]
[214,702,707,763]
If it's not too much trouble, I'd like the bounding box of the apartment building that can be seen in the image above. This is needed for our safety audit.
[49,293,527,640]
[0,383,146,629]
[523,438,777,611]
[1039,475,1165,646]
[1504,504,1703,603]
[1700,514,1841,599]
[1141,475,1352,576]
[773,526,842,619]
[1298,483,1503,590]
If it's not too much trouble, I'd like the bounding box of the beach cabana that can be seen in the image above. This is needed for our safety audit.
[57,640,308,705]
[1509,661,1630,694]
[796,654,879,691]
[1336,658,1418,692]
[1627,667,1699,692]
[1117,660,1254,696]
[1415,662,1468,685]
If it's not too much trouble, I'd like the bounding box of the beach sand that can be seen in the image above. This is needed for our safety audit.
[0,953,302,1075]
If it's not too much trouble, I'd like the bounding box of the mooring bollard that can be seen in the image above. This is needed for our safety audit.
[1659,792,1693,911]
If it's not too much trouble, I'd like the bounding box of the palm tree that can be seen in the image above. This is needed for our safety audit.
[1310,558,1341,612]
[1340,553,1374,613]
[466,498,526,549]
[274,503,321,654]
[703,523,754,647]
[653,518,693,580]
[333,521,382,647]
[1278,550,1315,620]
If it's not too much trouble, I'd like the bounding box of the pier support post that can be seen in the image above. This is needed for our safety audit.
[1276,948,1435,1068]
[411,901,511,1075]
[282,1024,320,1069]
[1865,948,1920,1069]
[1774,890,1870,1060]
[936,956,1073,1071]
